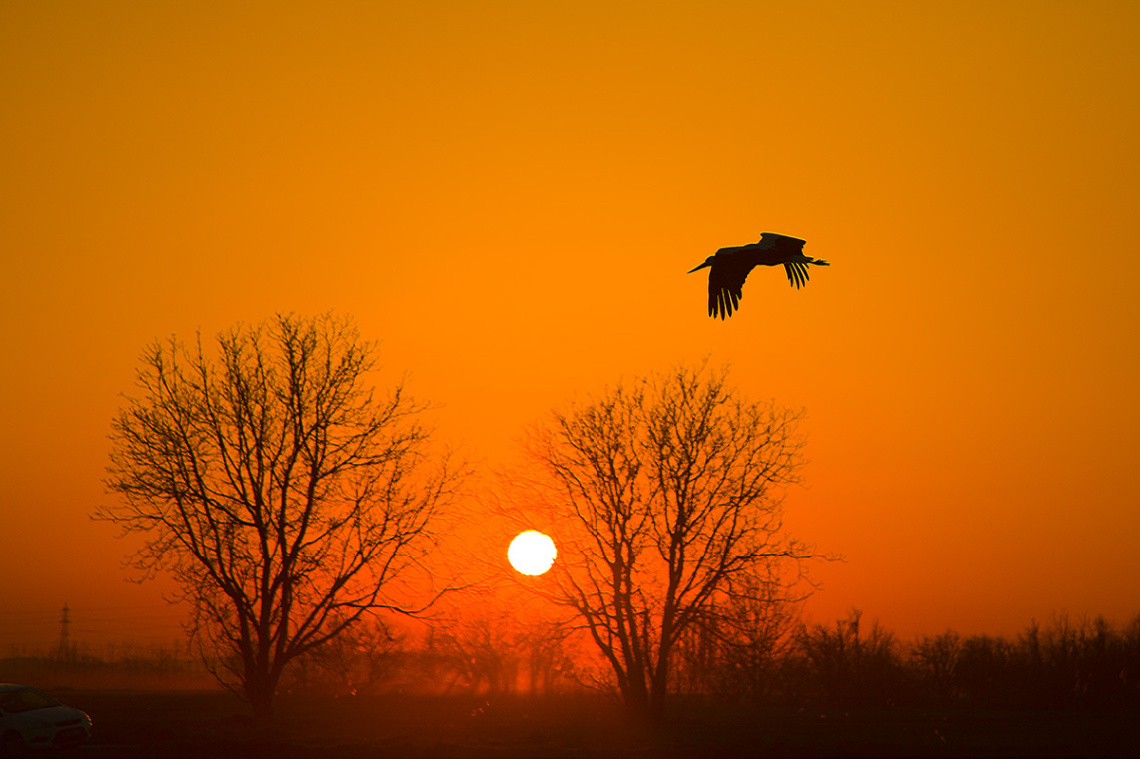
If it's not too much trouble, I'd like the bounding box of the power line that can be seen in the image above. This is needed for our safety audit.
[1,603,190,651]
[59,602,71,656]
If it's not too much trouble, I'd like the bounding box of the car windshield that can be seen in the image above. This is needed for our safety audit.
[0,687,58,713]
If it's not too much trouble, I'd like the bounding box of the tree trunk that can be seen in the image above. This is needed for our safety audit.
[245,672,277,723]
[648,694,666,723]
[645,632,674,724]
[618,666,652,722]
[624,688,652,722]
[648,667,669,724]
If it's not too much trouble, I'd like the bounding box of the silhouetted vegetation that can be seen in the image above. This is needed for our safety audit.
[50,598,1136,735]
[7,609,1139,717]
[82,325,1138,750]
[0,642,214,690]
[270,613,582,698]
[96,313,463,721]
[689,608,1140,712]
[523,361,817,721]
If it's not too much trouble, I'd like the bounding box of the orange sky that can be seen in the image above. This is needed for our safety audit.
[2,1,1138,651]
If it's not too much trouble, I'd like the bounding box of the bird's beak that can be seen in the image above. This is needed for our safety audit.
[687,261,711,273]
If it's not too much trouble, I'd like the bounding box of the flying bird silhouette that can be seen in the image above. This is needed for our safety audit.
[688,233,829,319]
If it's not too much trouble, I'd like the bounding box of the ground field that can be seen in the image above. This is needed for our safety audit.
[39,689,1140,757]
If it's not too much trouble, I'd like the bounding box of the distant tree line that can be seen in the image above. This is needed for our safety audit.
[0,642,215,690]
[6,609,1139,711]
[674,608,1140,711]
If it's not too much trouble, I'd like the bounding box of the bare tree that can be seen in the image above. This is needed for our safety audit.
[97,313,460,720]
[526,361,814,721]
[427,609,580,696]
[797,609,905,707]
[286,614,406,695]
[430,610,521,695]
[672,569,803,699]
[911,630,962,701]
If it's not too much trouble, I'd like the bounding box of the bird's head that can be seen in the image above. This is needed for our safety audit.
[687,256,715,273]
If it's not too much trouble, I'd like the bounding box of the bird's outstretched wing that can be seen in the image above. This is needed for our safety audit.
[784,261,810,289]
[758,232,807,252]
[759,233,813,290]
[707,257,748,319]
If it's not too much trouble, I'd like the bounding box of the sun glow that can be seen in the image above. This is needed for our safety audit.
[508,530,557,576]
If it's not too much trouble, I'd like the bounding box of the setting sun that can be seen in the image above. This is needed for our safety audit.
[508,531,557,576]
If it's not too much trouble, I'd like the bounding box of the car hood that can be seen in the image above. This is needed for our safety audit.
[7,704,87,724]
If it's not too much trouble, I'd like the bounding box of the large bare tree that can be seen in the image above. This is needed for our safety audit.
[527,362,814,721]
[98,313,459,720]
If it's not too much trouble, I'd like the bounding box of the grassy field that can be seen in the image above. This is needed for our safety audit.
[46,689,1140,757]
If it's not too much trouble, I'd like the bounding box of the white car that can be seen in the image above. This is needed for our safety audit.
[0,684,92,752]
